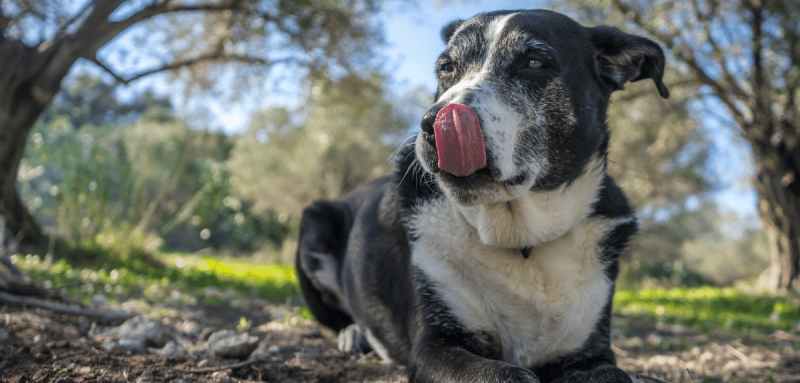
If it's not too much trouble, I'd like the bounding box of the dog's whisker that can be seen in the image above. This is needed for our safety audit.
[386,140,417,165]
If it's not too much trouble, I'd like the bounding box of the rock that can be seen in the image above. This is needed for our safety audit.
[188,342,214,360]
[98,316,178,352]
[117,317,174,347]
[91,294,107,307]
[54,361,76,372]
[207,330,259,358]
[198,327,213,341]
[69,340,90,349]
[30,342,50,359]
[645,332,663,346]
[249,340,280,361]
[156,341,187,357]
[211,370,233,383]
[180,321,202,338]
[48,340,70,349]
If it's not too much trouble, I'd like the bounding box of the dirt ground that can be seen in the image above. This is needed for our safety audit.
[2,302,800,383]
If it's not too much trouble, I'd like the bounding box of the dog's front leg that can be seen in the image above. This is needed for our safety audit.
[407,338,539,383]
[545,365,633,383]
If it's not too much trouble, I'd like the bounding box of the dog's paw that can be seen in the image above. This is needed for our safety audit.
[498,366,540,383]
[589,365,633,383]
[337,324,371,354]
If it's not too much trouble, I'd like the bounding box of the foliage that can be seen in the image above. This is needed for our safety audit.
[18,81,291,253]
[614,286,800,333]
[227,72,411,221]
[0,0,391,248]
[624,202,769,287]
[37,75,170,129]
[606,78,709,208]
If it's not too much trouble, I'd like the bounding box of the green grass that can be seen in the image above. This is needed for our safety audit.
[614,286,800,333]
[10,243,800,335]
[10,249,298,308]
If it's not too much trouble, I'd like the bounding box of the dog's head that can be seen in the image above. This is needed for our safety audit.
[415,10,669,206]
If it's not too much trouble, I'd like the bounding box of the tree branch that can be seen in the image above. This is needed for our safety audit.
[690,0,751,100]
[0,291,135,322]
[87,56,129,84]
[86,47,276,86]
[612,0,749,129]
[748,1,770,123]
[101,2,259,44]
[52,0,95,41]
[0,9,11,37]
[781,10,799,137]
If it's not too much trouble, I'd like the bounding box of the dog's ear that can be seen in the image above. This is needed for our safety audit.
[441,19,464,44]
[590,26,670,98]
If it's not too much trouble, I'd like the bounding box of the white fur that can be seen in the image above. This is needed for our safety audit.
[365,327,395,364]
[408,162,630,368]
[482,14,517,73]
[457,155,605,248]
[301,251,345,311]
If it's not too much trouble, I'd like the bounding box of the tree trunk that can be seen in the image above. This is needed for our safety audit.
[0,40,76,251]
[754,134,800,291]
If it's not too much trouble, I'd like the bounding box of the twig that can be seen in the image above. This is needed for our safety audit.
[174,358,276,374]
[725,344,769,368]
[611,344,629,358]
[687,368,696,383]
[0,291,134,321]
[636,372,674,383]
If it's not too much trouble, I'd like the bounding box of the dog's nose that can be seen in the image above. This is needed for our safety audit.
[420,107,440,147]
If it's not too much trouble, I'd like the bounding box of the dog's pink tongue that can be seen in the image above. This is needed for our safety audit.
[433,104,486,177]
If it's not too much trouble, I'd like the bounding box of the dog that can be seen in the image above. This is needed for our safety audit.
[296,9,669,383]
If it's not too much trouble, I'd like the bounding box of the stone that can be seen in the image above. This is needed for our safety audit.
[249,340,280,361]
[156,341,187,357]
[180,321,203,338]
[198,327,213,341]
[207,330,259,358]
[98,316,178,352]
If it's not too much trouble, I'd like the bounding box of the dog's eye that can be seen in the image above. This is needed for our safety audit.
[439,62,455,75]
[526,59,543,69]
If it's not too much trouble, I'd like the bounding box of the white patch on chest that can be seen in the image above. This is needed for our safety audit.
[408,164,629,368]
[458,156,606,249]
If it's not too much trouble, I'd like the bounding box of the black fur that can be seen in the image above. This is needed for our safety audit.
[295,9,669,383]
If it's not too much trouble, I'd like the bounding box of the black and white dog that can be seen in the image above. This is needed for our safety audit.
[295,9,669,383]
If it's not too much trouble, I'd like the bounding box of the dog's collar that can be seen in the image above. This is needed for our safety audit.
[520,247,533,259]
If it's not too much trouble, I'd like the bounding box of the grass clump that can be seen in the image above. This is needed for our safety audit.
[11,247,298,308]
[614,286,800,333]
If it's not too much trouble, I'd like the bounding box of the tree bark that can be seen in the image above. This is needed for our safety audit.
[753,130,800,291]
[0,41,62,250]
[0,0,132,251]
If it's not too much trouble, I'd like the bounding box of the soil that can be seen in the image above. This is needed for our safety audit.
[2,302,800,383]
